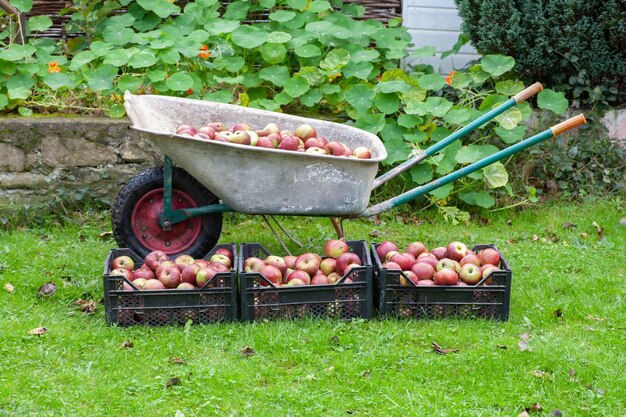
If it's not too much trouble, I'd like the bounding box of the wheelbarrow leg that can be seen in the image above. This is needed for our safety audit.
[329,217,345,240]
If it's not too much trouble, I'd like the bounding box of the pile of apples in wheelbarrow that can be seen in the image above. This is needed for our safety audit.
[174,121,373,158]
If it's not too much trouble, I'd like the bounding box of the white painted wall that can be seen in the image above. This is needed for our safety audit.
[402,0,480,73]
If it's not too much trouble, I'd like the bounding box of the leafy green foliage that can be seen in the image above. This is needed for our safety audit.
[456,0,626,106]
[0,0,582,213]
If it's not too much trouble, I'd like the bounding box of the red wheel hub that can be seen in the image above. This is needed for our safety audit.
[131,188,202,255]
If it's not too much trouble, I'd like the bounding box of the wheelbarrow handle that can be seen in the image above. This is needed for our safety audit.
[360,114,586,217]
[372,82,543,190]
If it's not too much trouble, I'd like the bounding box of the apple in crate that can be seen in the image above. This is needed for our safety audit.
[214,248,232,261]
[209,253,231,269]
[194,259,210,268]
[132,265,155,281]
[264,256,288,277]
[144,250,170,271]
[311,275,329,285]
[388,253,412,271]
[417,279,435,286]
[111,255,134,271]
[196,266,218,288]
[320,258,336,275]
[406,242,427,258]
[327,272,342,284]
[335,253,361,275]
[478,248,501,267]
[144,279,166,290]
[294,253,320,276]
[399,271,419,286]
[436,258,461,273]
[383,261,402,270]
[174,255,195,272]
[410,262,435,281]
[376,241,398,261]
[210,262,229,273]
[286,270,311,285]
[156,261,177,277]
[286,278,307,287]
[434,269,459,286]
[446,241,468,261]
[111,268,132,281]
[460,254,481,267]
[324,239,349,259]
[157,264,182,288]
[430,247,447,260]
[259,265,282,287]
[416,253,438,269]
[181,264,202,285]
[459,263,482,285]
[244,257,265,273]
[177,282,196,290]
[131,278,148,290]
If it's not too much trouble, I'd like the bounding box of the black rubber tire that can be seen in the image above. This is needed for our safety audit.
[112,166,222,259]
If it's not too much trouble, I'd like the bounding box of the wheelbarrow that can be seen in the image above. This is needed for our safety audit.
[115,84,585,258]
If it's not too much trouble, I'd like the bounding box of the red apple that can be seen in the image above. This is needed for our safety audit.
[210,262,229,273]
[214,248,233,261]
[417,279,435,286]
[305,146,328,155]
[131,278,147,290]
[383,261,402,270]
[400,271,419,286]
[430,247,447,260]
[243,257,265,273]
[343,145,353,157]
[194,259,210,268]
[131,265,155,281]
[304,137,325,149]
[384,251,399,263]
[155,261,177,278]
[259,265,282,286]
[111,268,132,281]
[181,263,201,285]
[144,250,170,271]
[157,264,181,288]
[446,241,468,262]
[460,254,481,267]
[196,266,218,288]
[278,134,299,151]
[209,253,231,269]
[478,248,501,267]
[376,241,399,261]
[286,269,311,285]
[282,255,297,269]
[410,262,435,280]
[389,253,413,271]
[294,253,320,276]
[177,282,196,290]
[206,122,225,132]
[311,274,329,285]
[335,252,361,275]
[402,252,416,264]
[143,279,166,290]
[259,122,281,136]
[319,258,337,275]
[324,141,346,156]
[481,265,501,285]
[256,136,276,148]
[264,255,288,277]
[174,254,195,272]
[176,125,196,135]
[459,263,482,285]
[197,125,216,138]
[436,258,459,272]
[112,255,135,271]
[285,278,307,287]
[416,254,438,269]
[434,268,459,286]
[324,239,349,259]
[327,272,342,284]
[123,282,133,291]
[230,123,252,132]
[406,242,428,258]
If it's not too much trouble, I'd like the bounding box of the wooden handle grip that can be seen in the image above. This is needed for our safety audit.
[513,82,543,103]
[550,114,587,137]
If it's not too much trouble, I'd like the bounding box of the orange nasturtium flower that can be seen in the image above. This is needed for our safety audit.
[445,70,455,86]
[48,61,60,73]
[198,45,211,59]
[186,88,193,96]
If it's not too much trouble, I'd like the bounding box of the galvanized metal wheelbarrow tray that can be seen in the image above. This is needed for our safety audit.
[119,85,585,256]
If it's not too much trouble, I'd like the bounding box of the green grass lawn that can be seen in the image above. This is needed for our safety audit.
[1,197,625,416]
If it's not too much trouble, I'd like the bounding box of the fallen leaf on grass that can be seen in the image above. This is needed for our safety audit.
[37,282,57,297]
[330,335,340,345]
[28,327,47,336]
[619,218,626,226]
[99,231,113,240]
[562,222,577,229]
[361,370,371,378]
[170,357,186,365]
[166,377,181,388]
[240,346,255,357]
[525,403,543,413]
[121,340,134,349]
[569,368,576,378]
[532,234,539,242]
[518,411,530,417]
[585,314,607,322]
[517,340,530,351]
[4,283,14,293]
[549,410,563,417]
[431,342,459,355]
[592,221,603,240]
[506,239,517,244]
[75,299,96,314]
[530,370,551,379]
[368,229,380,238]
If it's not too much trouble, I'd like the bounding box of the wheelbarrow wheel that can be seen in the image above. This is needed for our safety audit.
[112,166,222,259]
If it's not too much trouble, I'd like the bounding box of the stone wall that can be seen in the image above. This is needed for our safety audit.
[0,116,162,207]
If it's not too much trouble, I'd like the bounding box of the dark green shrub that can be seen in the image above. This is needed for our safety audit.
[455,0,626,106]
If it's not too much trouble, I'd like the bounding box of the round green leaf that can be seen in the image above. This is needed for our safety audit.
[309,0,331,13]
[91,41,113,57]
[418,73,445,91]
[18,107,33,116]
[537,89,568,115]
[147,69,167,82]
[283,76,310,98]
[11,0,31,12]
[231,26,267,49]
[267,32,292,44]
[158,48,179,65]
[374,93,399,114]
[287,0,307,10]
[397,114,423,128]
[43,73,77,90]
[106,104,126,118]
[374,81,411,94]
[444,108,472,125]
[28,15,52,31]
[103,26,135,45]
[297,67,325,86]
[269,10,296,22]
[355,113,385,134]
[129,51,158,68]
[411,45,436,58]
[345,84,375,113]
[450,72,472,89]
[351,49,380,63]
[86,65,117,91]
[137,0,180,18]
[0,44,36,61]
[320,49,350,71]
[481,55,515,77]
[495,125,527,144]
[294,44,321,58]
[343,61,374,80]
[166,72,194,91]
[409,163,433,185]
[117,75,143,92]
[495,80,524,96]
[459,191,495,208]
[321,84,341,95]
[214,56,245,72]
[204,19,240,35]
[484,162,509,188]
[383,136,410,165]
[261,43,287,65]
[8,87,30,100]
[104,49,130,67]
[203,90,235,103]
[455,144,499,164]
[495,107,522,130]
[299,88,323,107]
[429,182,454,200]
[69,51,95,70]
[0,94,8,109]
[259,66,289,87]
[405,97,453,118]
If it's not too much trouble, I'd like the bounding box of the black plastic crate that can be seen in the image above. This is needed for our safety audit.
[373,243,512,320]
[103,244,238,326]
[239,241,373,321]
